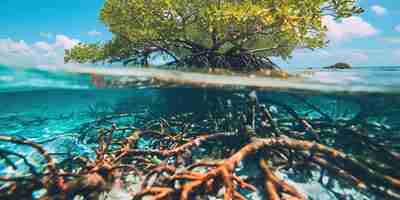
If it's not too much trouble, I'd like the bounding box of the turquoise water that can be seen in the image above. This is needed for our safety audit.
[0,65,399,200]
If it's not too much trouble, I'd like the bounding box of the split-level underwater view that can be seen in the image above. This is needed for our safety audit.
[1,0,400,200]
[0,66,399,200]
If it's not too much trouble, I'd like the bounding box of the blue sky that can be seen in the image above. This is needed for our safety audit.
[0,0,399,68]
[0,0,110,43]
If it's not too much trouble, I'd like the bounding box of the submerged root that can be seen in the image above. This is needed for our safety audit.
[0,92,399,200]
[1,130,399,200]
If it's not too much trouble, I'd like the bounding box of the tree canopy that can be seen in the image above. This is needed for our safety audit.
[65,0,363,71]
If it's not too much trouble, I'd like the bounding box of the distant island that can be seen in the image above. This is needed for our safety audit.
[324,62,352,69]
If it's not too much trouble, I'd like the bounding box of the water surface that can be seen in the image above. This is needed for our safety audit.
[0,65,399,200]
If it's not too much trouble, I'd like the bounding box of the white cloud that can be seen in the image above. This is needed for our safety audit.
[395,24,400,32]
[322,16,378,42]
[53,35,79,49]
[371,5,387,16]
[0,39,36,66]
[0,35,80,67]
[0,39,31,54]
[33,41,54,51]
[88,30,102,37]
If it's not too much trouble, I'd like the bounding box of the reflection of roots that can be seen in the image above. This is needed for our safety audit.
[1,94,399,200]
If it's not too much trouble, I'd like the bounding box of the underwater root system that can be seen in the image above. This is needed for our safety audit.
[0,93,400,200]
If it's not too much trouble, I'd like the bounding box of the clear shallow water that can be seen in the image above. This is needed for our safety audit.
[0,64,399,200]
[1,64,399,137]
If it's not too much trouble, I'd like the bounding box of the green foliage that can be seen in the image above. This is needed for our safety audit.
[65,0,363,69]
